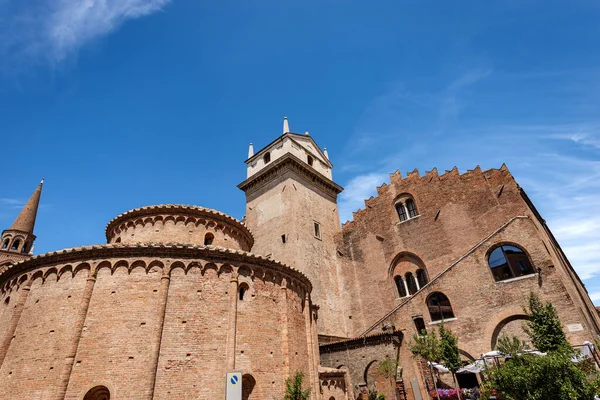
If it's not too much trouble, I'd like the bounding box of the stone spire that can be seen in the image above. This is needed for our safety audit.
[248,143,254,158]
[10,179,43,234]
[283,117,290,134]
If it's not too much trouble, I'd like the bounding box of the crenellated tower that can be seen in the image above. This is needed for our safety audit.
[238,118,348,338]
[0,180,43,270]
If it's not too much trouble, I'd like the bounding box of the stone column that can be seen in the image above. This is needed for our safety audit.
[150,272,171,399]
[402,278,409,297]
[226,273,239,371]
[0,279,32,368]
[304,293,317,399]
[54,272,97,400]
[280,278,290,379]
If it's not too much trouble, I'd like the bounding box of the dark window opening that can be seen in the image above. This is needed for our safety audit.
[21,243,28,253]
[204,232,214,246]
[115,237,121,243]
[395,203,407,222]
[263,152,271,164]
[83,385,110,400]
[488,245,534,282]
[4,297,10,306]
[1,239,8,249]
[307,155,314,166]
[427,292,455,322]
[314,222,321,239]
[394,276,407,297]
[416,269,428,288]
[281,234,286,244]
[239,283,249,301]
[414,317,426,335]
[11,240,20,251]
[405,272,418,295]
[406,199,418,217]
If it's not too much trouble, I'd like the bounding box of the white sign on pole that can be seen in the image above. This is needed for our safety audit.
[226,371,242,400]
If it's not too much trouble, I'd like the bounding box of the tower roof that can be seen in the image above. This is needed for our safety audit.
[10,180,43,234]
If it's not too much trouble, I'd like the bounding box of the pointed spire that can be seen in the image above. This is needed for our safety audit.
[283,117,290,134]
[10,180,43,234]
[323,147,329,160]
[248,143,254,158]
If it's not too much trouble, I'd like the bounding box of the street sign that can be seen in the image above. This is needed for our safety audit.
[226,371,242,400]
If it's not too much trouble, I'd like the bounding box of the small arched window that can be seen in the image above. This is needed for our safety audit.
[307,155,314,166]
[427,292,455,322]
[83,386,110,400]
[416,269,428,288]
[263,152,271,164]
[239,283,249,301]
[396,203,408,222]
[204,232,214,246]
[406,199,418,218]
[1,239,8,249]
[488,244,534,282]
[21,243,28,253]
[405,272,418,295]
[11,240,20,251]
[394,276,407,298]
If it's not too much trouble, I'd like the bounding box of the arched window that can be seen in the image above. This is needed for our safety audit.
[394,276,407,298]
[21,243,28,253]
[83,386,110,400]
[204,232,214,246]
[263,152,271,164]
[307,155,314,166]
[405,272,418,295]
[1,239,8,249]
[488,244,534,282]
[416,269,428,288]
[394,195,418,222]
[11,240,20,251]
[239,283,249,301]
[427,292,455,322]
[406,199,418,218]
[395,203,408,222]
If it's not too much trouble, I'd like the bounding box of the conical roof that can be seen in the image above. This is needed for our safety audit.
[10,180,43,234]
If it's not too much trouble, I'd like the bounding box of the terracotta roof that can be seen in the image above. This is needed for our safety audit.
[9,180,43,234]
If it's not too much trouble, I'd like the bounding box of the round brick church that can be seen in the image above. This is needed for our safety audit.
[0,202,317,400]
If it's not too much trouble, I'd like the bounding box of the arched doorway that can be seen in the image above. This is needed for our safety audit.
[242,374,256,400]
[83,386,110,400]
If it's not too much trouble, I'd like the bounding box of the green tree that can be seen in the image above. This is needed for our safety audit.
[496,335,529,356]
[283,372,310,400]
[409,329,440,393]
[438,324,462,399]
[377,358,399,388]
[482,294,600,399]
[524,292,569,353]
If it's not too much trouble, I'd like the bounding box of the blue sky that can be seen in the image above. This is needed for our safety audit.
[1,1,599,300]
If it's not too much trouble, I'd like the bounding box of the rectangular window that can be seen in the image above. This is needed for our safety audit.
[281,234,286,244]
[313,222,321,239]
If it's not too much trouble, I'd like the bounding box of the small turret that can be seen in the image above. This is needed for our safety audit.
[0,180,44,267]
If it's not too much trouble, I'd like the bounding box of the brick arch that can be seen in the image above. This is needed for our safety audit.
[388,252,427,278]
[482,305,530,351]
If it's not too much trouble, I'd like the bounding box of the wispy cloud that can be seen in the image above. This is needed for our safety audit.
[338,173,388,224]
[0,0,170,70]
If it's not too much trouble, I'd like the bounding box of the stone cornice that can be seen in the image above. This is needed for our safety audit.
[238,153,343,200]
[0,243,312,292]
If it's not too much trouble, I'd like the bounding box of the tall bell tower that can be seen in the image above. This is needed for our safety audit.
[238,118,348,338]
[0,180,44,271]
